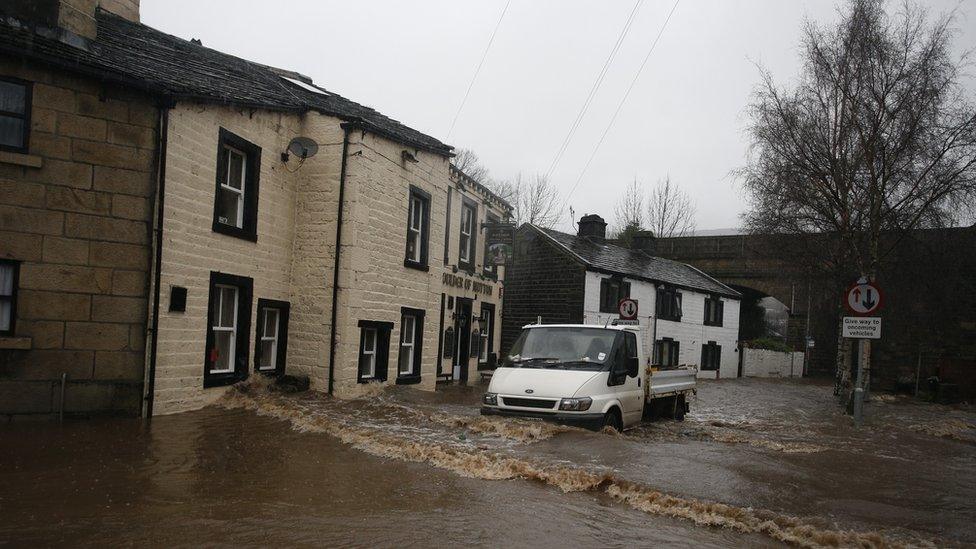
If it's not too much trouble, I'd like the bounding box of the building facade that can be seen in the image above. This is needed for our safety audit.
[0,0,157,419]
[0,0,512,417]
[503,216,741,379]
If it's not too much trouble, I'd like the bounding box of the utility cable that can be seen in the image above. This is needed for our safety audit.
[544,0,643,182]
[446,0,512,140]
[563,0,680,206]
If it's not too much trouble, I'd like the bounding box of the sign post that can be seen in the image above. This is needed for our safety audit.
[844,277,882,427]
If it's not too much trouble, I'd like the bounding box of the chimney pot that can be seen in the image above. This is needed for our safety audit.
[578,214,607,242]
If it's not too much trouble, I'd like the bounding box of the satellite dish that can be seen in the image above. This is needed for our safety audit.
[287,137,319,160]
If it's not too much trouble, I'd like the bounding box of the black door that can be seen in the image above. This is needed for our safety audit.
[454,298,472,383]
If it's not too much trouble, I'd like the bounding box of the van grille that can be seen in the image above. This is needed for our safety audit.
[501,397,557,409]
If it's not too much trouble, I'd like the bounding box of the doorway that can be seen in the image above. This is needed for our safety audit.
[453,297,473,383]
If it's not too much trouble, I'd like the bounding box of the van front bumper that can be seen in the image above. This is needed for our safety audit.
[480,406,605,430]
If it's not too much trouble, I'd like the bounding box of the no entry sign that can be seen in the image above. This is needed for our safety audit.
[845,279,882,315]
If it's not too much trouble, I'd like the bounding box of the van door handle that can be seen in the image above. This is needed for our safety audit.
[637,378,641,387]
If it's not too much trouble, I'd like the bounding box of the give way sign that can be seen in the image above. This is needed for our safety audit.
[846,278,882,315]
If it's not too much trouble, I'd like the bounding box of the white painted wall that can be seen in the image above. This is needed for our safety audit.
[581,270,741,379]
[742,348,805,377]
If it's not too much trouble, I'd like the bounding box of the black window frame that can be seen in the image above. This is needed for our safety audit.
[0,259,20,336]
[0,76,32,154]
[704,295,724,327]
[701,341,722,371]
[357,320,393,383]
[404,185,431,271]
[655,337,680,367]
[477,302,495,368]
[599,277,631,314]
[396,307,425,385]
[655,286,682,321]
[204,271,253,388]
[482,212,500,279]
[255,298,290,376]
[212,128,261,242]
[458,198,478,273]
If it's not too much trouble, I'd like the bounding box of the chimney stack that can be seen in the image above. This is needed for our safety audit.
[3,0,139,44]
[631,230,656,255]
[578,214,607,242]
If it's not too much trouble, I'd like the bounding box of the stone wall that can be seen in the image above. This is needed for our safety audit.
[0,59,156,419]
[501,226,586,355]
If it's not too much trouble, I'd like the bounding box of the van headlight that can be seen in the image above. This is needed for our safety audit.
[558,397,592,411]
[483,392,498,406]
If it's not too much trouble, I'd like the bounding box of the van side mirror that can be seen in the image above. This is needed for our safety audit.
[627,356,639,378]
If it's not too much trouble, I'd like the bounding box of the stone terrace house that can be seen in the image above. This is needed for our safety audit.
[503,215,742,379]
[0,0,512,417]
[0,0,157,419]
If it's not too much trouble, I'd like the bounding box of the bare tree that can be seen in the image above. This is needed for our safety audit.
[451,148,491,184]
[645,175,697,238]
[504,173,562,228]
[740,0,976,401]
[612,178,645,237]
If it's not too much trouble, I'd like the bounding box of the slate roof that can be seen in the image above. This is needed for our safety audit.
[0,9,453,155]
[528,225,740,298]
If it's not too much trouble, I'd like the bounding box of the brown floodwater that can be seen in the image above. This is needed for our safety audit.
[1,377,973,548]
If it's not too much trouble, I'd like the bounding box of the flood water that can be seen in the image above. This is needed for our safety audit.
[1,378,973,548]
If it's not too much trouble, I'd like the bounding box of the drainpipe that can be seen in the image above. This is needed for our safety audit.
[143,103,172,418]
[327,126,353,395]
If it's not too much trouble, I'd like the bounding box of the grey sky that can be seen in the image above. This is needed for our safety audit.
[142,0,975,233]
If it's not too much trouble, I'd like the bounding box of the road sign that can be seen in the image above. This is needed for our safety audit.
[843,316,881,339]
[845,278,883,315]
[618,298,638,320]
[611,319,639,326]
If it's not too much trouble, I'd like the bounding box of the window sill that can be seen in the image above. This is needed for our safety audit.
[203,371,247,388]
[395,374,421,385]
[212,222,258,242]
[0,151,43,168]
[0,336,32,350]
[403,259,430,272]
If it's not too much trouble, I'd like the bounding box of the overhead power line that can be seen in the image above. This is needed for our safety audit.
[563,0,681,205]
[446,0,512,141]
[544,0,643,182]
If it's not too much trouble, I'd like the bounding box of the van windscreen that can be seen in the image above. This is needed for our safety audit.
[504,327,620,370]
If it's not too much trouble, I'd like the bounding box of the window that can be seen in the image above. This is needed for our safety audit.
[482,213,500,278]
[213,128,261,241]
[609,331,639,386]
[599,277,631,314]
[397,307,425,384]
[0,260,19,336]
[656,287,682,321]
[478,303,495,367]
[204,272,253,387]
[701,341,722,371]
[655,338,680,367]
[443,188,453,266]
[704,295,724,327]
[357,320,392,383]
[404,186,431,270]
[256,299,289,375]
[0,77,31,153]
[458,200,477,272]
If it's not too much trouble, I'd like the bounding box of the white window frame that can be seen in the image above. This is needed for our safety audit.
[210,284,238,374]
[478,314,491,363]
[258,307,279,371]
[361,327,377,379]
[459,204,474,263]
[399,315,416,375]
[218,145,247,228]
[407,195,423,263]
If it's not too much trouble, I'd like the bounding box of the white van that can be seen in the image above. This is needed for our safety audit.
[481,324,697,431]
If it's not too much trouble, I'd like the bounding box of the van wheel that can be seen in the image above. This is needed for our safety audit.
[602,408,623,432]
[674,395,686,421]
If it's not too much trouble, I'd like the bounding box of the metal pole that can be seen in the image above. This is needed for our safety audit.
[914,345,922,396]
[852,339,865,427]
[59,373,67,423]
